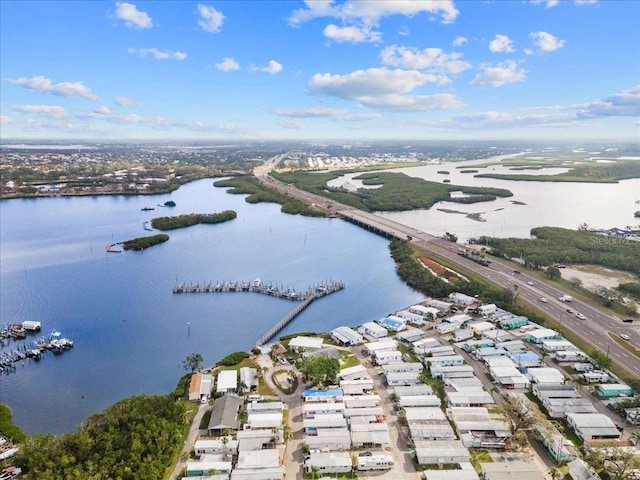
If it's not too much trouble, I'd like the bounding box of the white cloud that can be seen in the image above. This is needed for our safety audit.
[273,107,382,121]
[1,115,14,124]
[273,107,347,118]
[358,93,465,112]
[323,24,381,43]
[309,67,438,99]
[12,104,68,118]
[261,60,283,74]
[530,31,565,52]
[471,60,526,87]
[289,0,459,26]
[114,2,153,29]
[380,45,471,74]
[453,36,468,47]
[215,57,240,71]
[280,120,306,129]
[197,4,224,33]
[6,76,98,100]
[94,105,112,116]
[128,48,187,60]
[489,34,515,53]
[577,85,640,118]
[118,114,144,123]
[531,0,598,6]
[114,95,133,106]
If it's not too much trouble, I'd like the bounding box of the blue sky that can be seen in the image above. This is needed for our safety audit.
[1,0,638,141]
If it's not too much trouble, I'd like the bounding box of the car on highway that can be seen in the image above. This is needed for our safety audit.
[539,297,548,303]
[576,313,586,320]
[566,308,573,314]
[513,270,521,274]
[620,333,631,341]
[527,281,534,286]
[623,318,634,323]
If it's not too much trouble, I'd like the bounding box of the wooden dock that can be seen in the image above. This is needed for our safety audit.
[173,279,344,302]
[255,281,345,346]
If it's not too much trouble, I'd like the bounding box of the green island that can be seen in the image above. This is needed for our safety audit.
[271,170,513,212]
[151,210,237,230]
[122,234,170,251]
[467,158,640,183]
[214,176,324,216]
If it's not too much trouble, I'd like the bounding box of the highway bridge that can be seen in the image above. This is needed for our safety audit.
[254,157,640,380]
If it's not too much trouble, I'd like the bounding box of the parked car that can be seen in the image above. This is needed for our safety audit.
[358,452,373,457]
[539,297,548,303]
[576,313,586,320]
[620,333,630,341]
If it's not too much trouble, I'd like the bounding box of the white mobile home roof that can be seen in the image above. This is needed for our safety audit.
[381,362,423,374]
[404,407,447,421]
[217,370,238,392]
[426,354,465,366]
[343,394,381,408]
[246,412,283,429]
[445,377,484,390]
[414,440,471,465]
[447,390,495,406]
[247,401,284,414]
[430,365,475,379]
[526,328,560,342]
[304,402,345,416]
[391,384,434,396]
[541,339,578,351]
[360,321,388,337]
[409,304,439,317]
[303,414,348,430]
[236,449,280,469]
[230,467,284,480]
[289,336,324,350]
[339,379,374,395]
[350,422,392,446]
[427,346,456,356]
[413,337,441,350]
[363,339,398,354]
[344,406,384,418]
[424,471,479,480]
[239,367,258,389]
[374,349,402,362]
[304,427,351,450]
[527,367,565,385]
[339,364,368,380]
[398,395,441,407]
[330,326,363,345]
[469,321,496,334]
[396,327,426,342]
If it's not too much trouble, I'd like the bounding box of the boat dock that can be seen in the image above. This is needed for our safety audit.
[173,279,344,302]
[0,329,74,373]
[255,281,345,346]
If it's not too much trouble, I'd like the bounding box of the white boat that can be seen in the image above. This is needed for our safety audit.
[253,278,262,288]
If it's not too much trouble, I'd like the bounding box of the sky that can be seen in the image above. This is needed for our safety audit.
[1,0,639,142]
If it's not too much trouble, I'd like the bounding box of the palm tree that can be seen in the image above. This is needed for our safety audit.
[282,424,293,442]
[310,465,320,479]
[549,467,561,480]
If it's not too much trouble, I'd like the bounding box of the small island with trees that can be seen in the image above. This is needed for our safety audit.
[151,210,237,230]
[121,234,170,251]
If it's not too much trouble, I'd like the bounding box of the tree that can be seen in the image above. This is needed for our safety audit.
[589,350,613,370]
[310,465,321,479]
[298,356,340,386]
[568,277,583,289]
[544,266,562,280]
[182,352,204,373]
[282,424,293,442]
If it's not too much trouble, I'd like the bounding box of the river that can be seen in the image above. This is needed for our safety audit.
[0,178,423,434]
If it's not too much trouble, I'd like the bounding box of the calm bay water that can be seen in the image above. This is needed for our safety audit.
[329,158,640,241]
[0,179,423,434]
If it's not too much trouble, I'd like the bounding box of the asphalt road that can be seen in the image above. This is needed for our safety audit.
[253,157,640,380]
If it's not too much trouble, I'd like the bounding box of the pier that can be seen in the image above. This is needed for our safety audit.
[173,278,344,302]
[255,281,345,346]
[0,329,74,374]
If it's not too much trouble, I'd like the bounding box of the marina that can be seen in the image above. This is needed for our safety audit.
[172,278,345,302]
[0,328,74,373]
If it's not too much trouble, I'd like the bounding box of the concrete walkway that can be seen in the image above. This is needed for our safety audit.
[169,401,209,480]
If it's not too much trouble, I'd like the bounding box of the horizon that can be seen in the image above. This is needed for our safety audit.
[1,1,639,142]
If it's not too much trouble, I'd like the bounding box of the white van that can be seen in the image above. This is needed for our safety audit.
[247,394,263,402]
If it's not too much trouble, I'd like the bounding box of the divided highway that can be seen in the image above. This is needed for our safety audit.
[254,159,640,380]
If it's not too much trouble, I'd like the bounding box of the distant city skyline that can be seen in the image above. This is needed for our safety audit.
[1,0,639,141]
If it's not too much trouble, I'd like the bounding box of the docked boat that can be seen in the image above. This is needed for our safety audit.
[253,278,262,288]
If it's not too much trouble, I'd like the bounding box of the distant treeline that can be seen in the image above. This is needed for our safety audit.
[151,210,237,230]
[122,234,169,250]
[214,175,324,216]
[472,227,640,276]
[272,170,512,212]
[475,159,640,183]
[14,394,186,480]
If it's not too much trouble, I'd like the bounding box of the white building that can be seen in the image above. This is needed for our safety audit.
[350,422,391,447]
[449,292,478,306]
[217,370,238,393]
[289,336,324,351]
[330,326,363,346]
[425,355,465,367]
[239,367,259,391]
[304,427,351,451]
[304,452,352,474]
[408,304,440,319]
[339,379,374,395]
[396,327,426,343]
[414,440,470,465]
[527,367,566,386]
[358,321,388,339]
[373,349,402,365]
[356,454,394,471]
[479,304,497,316]
[384,371,422,386]
[339,364,368,381]
[566,413,622,441]
[362,339,398,356]
[525,328,561,344]
[381,362,423,374]
[426,299,453,313]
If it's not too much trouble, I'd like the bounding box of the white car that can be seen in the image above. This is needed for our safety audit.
[539,297,548,303]
[576,313,586,320]
[527,281,534,286]
[620,333,630,341]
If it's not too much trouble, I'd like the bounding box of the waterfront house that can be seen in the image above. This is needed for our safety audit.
[330,326,363,346]
[408,304,440,320]
[358,321,388,339]
[288,336,324,352]
[217,370,238,393]
[239,367,259,391]
[378,315,407,332]
[426,298,453,313]
[188,372,212,402]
